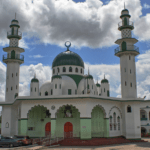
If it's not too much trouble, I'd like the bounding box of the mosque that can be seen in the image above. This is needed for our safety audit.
[0,7,150,140]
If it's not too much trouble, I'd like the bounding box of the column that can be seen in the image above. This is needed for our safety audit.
[51,118,56,138]
[20,118,28,135]
[80,118,91,140]
[104,118,109,137]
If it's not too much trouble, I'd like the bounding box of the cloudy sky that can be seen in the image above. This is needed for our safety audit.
[0,0,150,103]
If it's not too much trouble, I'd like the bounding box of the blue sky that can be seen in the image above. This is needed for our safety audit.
[0,0,150,101]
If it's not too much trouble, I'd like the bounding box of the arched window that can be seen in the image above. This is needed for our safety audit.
[35,88,36,92]
[69,67,72,72]
[63,67,66,72]
[60,84,61,89]
[53,69,55,74]
[121,41,127,51]
[110,116,112,131]
[11,87,13,91]
[113,112,116,130]
[45,91,48,96]
[11,50,15,59]
[55,84,57,89]
[104,88,105,92]
[40,92,41,96]
[51,89,53,95]
[124,68,126,72]
[82,90,84,94]
[31,88,32,92]
[92,85,93,89]
[124,17,127,26]
[7,88,8,92]
[16,73,17,76]
[12,73,13,77]
[81,69,82,73]
[5,122,9,128]
[130,69,131,74]
[130,83,132,87]
[117,116,120,130]
[16,85,17,89]
[75,68,78,73]
[127,105,132,113]
[88,84,89,89]
[125,81,127,86]
[57,68,59,73]
[129,55,131,60]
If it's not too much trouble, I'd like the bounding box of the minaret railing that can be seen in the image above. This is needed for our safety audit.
[114,45,139,55]
[3,54,24,61]
[118,21,134,27]
[7,31,22,38]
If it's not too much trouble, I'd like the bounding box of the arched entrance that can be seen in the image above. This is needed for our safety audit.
[45,122,51,137]
[64,122,73,138]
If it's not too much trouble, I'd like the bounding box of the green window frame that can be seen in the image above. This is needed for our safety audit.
[55,84,57,89]
[68,89,71,95]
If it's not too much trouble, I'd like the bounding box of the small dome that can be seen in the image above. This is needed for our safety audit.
[11,19,19,23]
[101,79,109,84]
[96,83,101,87]
[31,77,39,83]
[52,75,62,80]
[85,75,93,79]
[52,50,84,68]
[122,9,129,12]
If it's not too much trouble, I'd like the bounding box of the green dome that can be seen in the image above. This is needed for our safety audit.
[85,75,93,79]
[52,50,84,68]
[101,79,109,84]
[96,83,100,87]
[122,9,129,12]
[11,19,19,23]
[52,75,62,80]
[31,78,39,83]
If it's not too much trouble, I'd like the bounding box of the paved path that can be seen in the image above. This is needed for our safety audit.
[1,138,150,150]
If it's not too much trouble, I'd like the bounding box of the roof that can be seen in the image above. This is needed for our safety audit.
[96,83,101,87]
[11,19,19,23]
[85,75,93,79]
[52,75,62,80]
[122,9,129,12]
[31,78,39,83]
[101,79,109,83]
[52,50,84,68]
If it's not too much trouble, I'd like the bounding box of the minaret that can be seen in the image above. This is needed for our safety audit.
[115,8,139,98]
[3,17,24,102]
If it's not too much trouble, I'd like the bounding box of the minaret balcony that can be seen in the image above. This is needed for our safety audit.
[115,46,140,56]
[7,31,22,39]
[118,21,134,30]
[3,54,24,63]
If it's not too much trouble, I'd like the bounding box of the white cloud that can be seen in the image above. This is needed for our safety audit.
[29,55,44,58]
[0,0,148,48]
[143,3,150,9]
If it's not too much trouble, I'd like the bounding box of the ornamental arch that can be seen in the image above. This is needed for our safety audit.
[26,105,51,137]
[55,104,80,138]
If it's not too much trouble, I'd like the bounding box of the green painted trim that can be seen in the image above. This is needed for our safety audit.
[10,24,20,28]
[20,118,28,120]
[7,35,21,39]
[51,118,56,120]
[119,26,134,31]
[31,78,39,82]
[62,74,84,88]
[104,118,109,119]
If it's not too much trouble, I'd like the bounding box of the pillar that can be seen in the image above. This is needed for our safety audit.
[80,118,91,140]
[104,118,109,137]
[51,118,56,138]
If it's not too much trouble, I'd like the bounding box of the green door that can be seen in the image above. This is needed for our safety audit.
[11,50,15,59]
